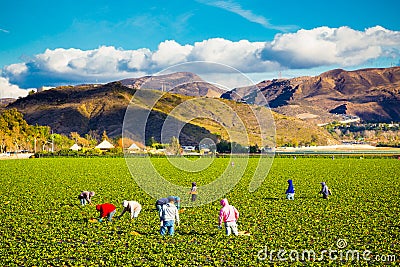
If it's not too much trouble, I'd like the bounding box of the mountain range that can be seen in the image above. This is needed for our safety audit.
[1,67,399,146]
[222,67,400,123]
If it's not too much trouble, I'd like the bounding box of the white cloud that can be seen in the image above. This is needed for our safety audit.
[123,48,152,71]
[189,38,278,72]
[261,26,400,68]
[1,26,399,91]
[151,40,192,68]
[4,63,28,76]
[0,77,30,98]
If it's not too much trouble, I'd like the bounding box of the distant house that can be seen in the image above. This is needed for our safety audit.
[182,146,196,151]
[182,145,200,155]
[128,143,140,150]
[127,143,144,153]
[70,143,82,151]
[95,140,114,150]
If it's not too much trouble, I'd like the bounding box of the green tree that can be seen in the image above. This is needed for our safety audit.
[231,142,248,153]
[166,136,181,155]
[249,144,260,153]
[101,130,109,141]
[0,109,52,152]
[85,133,98,147]
[70,132,89,148]
[146,136,157,147]
[52,133,74,150]
[216,140,231,153]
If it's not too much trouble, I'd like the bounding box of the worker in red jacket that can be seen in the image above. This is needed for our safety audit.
[96,203,116,222]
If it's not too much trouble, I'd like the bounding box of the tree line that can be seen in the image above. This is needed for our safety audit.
[1,109,267,155]
[0,109,53,153]
[0,109,128,154]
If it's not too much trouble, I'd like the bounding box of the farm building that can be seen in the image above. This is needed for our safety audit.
[69,143,82,151]
[127,143,145,153]
[95,140,114,150]
[128,143,140,150]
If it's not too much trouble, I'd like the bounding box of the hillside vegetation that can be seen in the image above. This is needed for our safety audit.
[7,81,338,147]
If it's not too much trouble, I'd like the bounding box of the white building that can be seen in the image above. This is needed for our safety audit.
[95,140,115,150]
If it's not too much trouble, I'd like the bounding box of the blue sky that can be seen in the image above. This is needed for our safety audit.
[1,0,399,97]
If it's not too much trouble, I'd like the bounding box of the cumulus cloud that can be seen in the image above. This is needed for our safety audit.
[3,47,152,88]
[0,77,30,98]
[1,26,400,90]
[261,26,400,68]
[188,38,278,72]
[1,39,277,88]
[151,40,192,68]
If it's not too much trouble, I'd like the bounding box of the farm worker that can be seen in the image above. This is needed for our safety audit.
[188,182,197,202]
[218,198,239,236]
[155,196,181,212]
[319,182,332,199]
[118,200,142,219]
[285,179,295,200]
[78,191,95,205]
[96,203,116,222]
[159,196,180,236]
[172,196,181,210]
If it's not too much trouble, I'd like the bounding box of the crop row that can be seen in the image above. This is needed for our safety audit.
[0,158,399,266]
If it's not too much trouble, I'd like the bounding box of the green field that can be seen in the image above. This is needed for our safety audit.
[0,158,399,266]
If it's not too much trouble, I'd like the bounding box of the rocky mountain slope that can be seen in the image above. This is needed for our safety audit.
[120,72,224,97]
[0,98,16,107]
[222,67,400,123]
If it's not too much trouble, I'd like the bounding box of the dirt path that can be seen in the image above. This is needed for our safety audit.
[0,153,34,160]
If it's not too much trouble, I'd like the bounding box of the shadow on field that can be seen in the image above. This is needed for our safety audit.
[295,196,319,199]
[264,196,319,201]
[179,230,217,237]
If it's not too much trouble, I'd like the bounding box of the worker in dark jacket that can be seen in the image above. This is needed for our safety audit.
[285,179,295,200]
[189,182,197,202]
[78,191,95,205]
[159,197,180,236]
[319,182,332,199]
[155,196,181,212]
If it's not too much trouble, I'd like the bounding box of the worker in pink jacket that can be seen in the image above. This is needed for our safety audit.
[218,198,239,236]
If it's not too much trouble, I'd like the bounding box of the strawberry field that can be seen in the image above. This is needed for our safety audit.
[0,157,399,266]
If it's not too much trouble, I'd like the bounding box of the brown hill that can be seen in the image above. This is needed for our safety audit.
[5,74,338,147]
[120,72,224,97]
[223,67,400,123]
[7,83,132,138]
[0,98,16,107]
[7,82,220,145]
